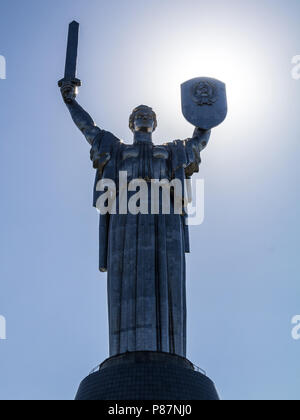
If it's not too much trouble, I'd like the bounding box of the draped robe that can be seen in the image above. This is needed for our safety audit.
[90,129,209,358]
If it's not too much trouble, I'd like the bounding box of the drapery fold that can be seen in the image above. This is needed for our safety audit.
[89,130,206,357]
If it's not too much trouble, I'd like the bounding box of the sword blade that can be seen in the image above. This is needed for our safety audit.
[64,21,79,80]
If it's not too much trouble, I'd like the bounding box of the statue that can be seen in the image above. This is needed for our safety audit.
[59,22,227,360]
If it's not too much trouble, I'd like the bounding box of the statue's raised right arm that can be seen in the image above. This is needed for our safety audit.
[60,81,101,145]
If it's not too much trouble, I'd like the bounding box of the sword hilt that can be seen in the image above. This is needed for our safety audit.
[58,77,82,88]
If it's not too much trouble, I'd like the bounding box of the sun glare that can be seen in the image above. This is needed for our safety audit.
[147,34,273,133]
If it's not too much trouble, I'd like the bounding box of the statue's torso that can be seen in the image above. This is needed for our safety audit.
[90,131,204,358]
[119,142,171,182]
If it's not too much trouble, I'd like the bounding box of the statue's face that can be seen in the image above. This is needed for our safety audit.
[133,109,155,133]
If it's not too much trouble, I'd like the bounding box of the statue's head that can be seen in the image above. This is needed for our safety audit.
[129,105,157,133]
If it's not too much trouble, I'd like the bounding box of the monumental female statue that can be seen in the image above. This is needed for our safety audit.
[59,24,227,361]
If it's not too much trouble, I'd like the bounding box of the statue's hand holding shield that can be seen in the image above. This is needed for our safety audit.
[181,77,227,130]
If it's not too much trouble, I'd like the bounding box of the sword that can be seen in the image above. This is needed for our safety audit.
[58,21,81,88]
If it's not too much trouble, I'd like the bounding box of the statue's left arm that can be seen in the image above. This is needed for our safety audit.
[192,127,211,150]
[183,127,211,177]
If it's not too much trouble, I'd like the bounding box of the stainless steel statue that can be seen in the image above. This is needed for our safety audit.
[59,22,227,358]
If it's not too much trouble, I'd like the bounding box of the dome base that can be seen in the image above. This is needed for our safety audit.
[75,352,219,401]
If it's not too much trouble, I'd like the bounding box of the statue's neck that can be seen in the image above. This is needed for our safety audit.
[134,131,153,144]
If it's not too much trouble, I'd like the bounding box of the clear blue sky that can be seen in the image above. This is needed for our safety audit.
[0,0,299,400]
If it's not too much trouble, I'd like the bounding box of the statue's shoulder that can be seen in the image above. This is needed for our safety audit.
[90,130,122,170]
[162,139,186,153]
[92,130,122,154]
[162,138,185,146]
[96,129,121,144]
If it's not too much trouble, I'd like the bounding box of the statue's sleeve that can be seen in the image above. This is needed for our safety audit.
[90,130,121,273]
[90,130,119,174]
[166,128,211,178]
[91,130,121,208]
[166,129,210,255]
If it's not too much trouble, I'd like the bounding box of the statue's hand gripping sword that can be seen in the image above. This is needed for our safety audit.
[58,21,81,89]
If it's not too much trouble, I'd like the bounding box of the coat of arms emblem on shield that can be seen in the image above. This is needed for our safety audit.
[192,81,217,106]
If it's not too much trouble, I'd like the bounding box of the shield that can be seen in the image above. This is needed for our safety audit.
[181,77,227,130]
